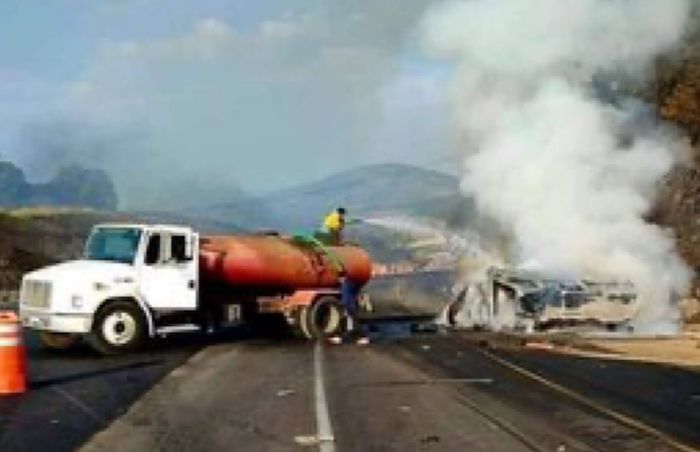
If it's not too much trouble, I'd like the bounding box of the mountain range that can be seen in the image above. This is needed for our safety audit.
[196,163,473,232]
[0,161,118,211]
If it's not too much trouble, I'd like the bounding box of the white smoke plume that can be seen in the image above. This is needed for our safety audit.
[422,0,693,332]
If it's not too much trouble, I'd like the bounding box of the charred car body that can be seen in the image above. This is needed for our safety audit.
[448,267,638,331]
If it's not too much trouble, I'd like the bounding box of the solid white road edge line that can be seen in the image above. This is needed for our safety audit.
[314,341,336,452]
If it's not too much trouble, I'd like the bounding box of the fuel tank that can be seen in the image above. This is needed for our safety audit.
[199,234,372,290]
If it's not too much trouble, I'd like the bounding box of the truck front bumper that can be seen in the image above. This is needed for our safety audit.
[20,309,92,334]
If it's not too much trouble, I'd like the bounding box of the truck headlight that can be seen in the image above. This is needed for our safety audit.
[71,295,84,309]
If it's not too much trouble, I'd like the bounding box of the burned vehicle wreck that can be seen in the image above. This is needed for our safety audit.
[447,267,638,332]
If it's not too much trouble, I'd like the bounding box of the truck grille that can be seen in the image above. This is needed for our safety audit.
[21,280,52,309]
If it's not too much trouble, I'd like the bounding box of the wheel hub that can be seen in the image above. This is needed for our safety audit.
[102,311,137,346]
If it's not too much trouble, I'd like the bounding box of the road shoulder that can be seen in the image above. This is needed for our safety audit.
[80,342,316,452]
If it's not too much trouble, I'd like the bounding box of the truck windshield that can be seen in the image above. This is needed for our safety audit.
[85,228,143,264]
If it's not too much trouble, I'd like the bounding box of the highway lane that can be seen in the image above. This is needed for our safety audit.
[72,322,700,452]
[388,334,700,451]
[0,329,242,452]
[0,270,451,452]
[80,336,545,452]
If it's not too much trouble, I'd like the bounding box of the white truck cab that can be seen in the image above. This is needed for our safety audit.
[19,223,200,354]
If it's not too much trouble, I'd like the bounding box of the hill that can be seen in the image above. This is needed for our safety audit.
[199,163,474,231]
[0,160,118,210]
[652,11,700,284]
[0,209,121,292]
[0,207,243,295]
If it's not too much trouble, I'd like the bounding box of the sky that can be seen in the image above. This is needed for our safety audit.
[0,0,455,209]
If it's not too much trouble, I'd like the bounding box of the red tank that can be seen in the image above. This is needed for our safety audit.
[199,235,372,290]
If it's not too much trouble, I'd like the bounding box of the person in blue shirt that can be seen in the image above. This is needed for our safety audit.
[329,271,369,345]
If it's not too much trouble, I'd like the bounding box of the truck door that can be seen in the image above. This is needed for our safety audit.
[139,232,198,310]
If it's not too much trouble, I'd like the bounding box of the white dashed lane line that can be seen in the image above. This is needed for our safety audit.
[314,341,336,452]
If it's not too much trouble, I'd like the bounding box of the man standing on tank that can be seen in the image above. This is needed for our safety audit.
[321,207,346,245]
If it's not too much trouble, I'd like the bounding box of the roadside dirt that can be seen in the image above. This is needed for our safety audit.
[455,330,700,369]
[559,335,700,368]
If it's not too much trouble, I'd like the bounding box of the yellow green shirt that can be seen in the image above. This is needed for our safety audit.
[323,211,344,232]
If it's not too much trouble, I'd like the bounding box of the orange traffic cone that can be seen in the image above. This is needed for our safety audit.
[0,311,27,395]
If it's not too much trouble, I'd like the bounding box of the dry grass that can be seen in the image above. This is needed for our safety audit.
[0,206,97,219]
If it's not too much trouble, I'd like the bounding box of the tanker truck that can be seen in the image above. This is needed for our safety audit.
[18,223,372,354]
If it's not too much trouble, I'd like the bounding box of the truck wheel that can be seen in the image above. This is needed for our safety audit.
[304,296,344,339]
[295,306,313,339]
[39,332,79,350]
[87,301,147,355]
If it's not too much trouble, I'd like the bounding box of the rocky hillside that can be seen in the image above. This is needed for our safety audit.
[653,19,700,278]
[649,13,700,322]
[0,160,118,210]
[200,163,473,231]
[0,209,121,292]
[0,207,244,295]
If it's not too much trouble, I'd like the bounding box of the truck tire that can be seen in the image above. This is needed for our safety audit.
[295,306,313,339]
[302,296,344,339]
[87,300,148,355]
[39,332,79,350]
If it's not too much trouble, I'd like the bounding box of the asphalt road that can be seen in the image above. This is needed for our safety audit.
[2,322,700,452]
[391,334,700,451]
[0,329,232,452]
